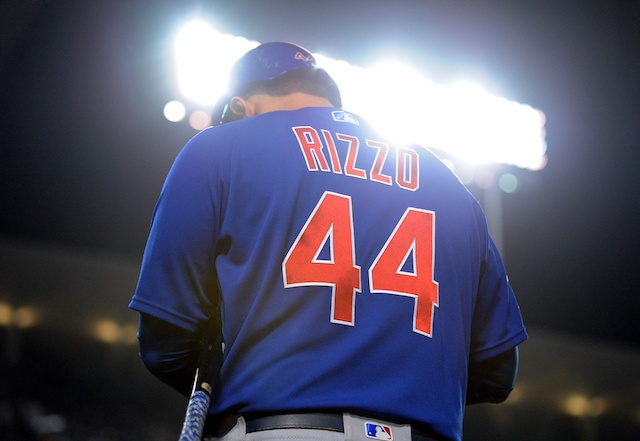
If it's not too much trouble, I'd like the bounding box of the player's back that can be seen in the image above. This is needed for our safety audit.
[183,107,523,441]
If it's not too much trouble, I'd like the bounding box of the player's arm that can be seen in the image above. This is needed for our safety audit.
[466,346,519,405]
[132,133,226,396]
[137,313,200,397]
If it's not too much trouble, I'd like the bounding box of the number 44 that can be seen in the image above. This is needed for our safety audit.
[282,191,440,338]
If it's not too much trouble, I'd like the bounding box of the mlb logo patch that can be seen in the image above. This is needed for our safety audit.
[365,422,393,440]
[331,110,360,125]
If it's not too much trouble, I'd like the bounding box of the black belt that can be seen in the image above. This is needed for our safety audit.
[245,413,344,433]
[244,413,442,441]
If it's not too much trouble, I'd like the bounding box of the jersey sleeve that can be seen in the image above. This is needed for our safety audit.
[469,204,528,362]
[129,129,226,333]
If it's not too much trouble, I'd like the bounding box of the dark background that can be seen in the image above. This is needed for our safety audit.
[1,1,639,440]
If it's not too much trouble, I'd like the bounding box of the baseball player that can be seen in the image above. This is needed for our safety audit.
[129,42,527,441]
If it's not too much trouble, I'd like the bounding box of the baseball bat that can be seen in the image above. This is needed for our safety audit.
[178,315,223,441]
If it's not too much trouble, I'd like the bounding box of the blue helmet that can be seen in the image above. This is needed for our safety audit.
[211,42,342,125]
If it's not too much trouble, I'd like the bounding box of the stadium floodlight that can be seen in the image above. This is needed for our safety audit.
[172,21,546,170]
[174,20,258,105]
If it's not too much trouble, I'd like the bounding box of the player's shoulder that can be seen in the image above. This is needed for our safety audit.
[179,120,252,155]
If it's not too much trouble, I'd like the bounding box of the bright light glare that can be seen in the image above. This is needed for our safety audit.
[563,394,607,418]
[0,303,39,328]
[175,21,258,104]
[14,306,38,328]
[163,100,186,122]
[498,173,519,193]
[189,110,211,130]
[93,319,138,345]
[94,320,120,344]
[359,60,437,145]
[173,23,547,169]
[348,73,547,170]
[0,302,12,326]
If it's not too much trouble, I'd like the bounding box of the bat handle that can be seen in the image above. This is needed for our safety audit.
[179,309,224,441]
[178,388,211,441]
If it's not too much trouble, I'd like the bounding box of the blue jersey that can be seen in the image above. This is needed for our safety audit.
[129,107,527,441]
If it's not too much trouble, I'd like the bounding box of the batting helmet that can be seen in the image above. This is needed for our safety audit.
[211,41,342,125]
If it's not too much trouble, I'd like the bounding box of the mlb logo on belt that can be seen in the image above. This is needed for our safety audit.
[365,422,393,440]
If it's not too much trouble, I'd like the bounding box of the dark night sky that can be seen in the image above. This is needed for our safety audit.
[1,0,640,347]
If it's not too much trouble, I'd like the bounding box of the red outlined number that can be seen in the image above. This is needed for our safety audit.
[282,192,361,325]
[369,208,439,337]
[283,192,439,337]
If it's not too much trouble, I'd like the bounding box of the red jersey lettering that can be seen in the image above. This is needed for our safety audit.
[292,126,330,172]
[292,127,420,191]
[337,133,367,180]
[397,147,419,191]
[322,129,343,174]
[367,140,392,186]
